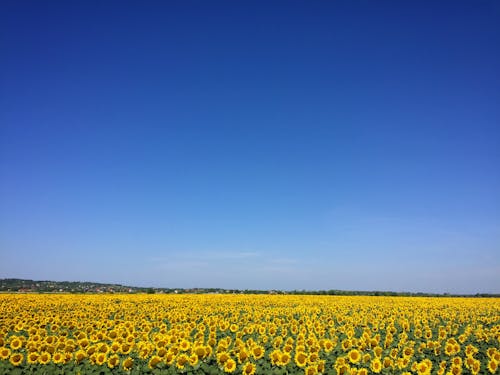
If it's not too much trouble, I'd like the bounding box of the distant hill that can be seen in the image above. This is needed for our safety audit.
[0,278,241,294]
[0,278,498,297]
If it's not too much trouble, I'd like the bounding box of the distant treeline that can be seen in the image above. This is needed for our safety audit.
[1,279,498,297]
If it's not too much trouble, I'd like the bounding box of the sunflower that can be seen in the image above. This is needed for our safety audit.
[0,347,11,360]
[341,339,352,351]
[157,347,167,357]
[238,348,249,363]
[217,351,231,365]
[371,357,382,373]
[122,356,134,371]
[358,369,368,375]
[465,344,478,357]
[75,349,87,363]
[148,355,162,369]
[176,353,190,369]
[95,352,107,366]
[452,357,462,367]
[493,351,500,363]
[78,338,90,348]
[10,353,24,367]
[305,365,318,375]
[488,360,498,374]
[27,352,39,364]
[53,352,65,364]
[416,361,431,375]
[280,352,291,366]
[323,339,334,353]
[390,348,398,359]
[38,352,51,365]
[471,360,480,375]
[348,349,361,364]
[204,345,213,358]
[9,337,23,350]
[383,356,393,369]
[165,351,176,365]
[107,354,120,369]
[120,343,132,355]
[294,351,308,367]
[270,349,281,365]
[272,336,283,348]
[252,345,265,360]
[362,353,371,363]
[224,358,237,373]
[242,362,256,375]
[336,364,350,375]
[45,336,56,345]
[403,347,414,358]
[179,339,191,352]
[193,345,206,359]
[189,353,198,366]
[309,352,319,363]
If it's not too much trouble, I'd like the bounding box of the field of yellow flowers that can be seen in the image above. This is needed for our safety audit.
[0,294,498,375]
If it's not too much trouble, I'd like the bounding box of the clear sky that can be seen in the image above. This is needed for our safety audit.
[1,1,499,294]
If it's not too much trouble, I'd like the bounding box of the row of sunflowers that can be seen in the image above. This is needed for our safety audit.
[0,294,499,374]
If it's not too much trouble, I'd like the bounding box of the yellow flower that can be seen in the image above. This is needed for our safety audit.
[39,352,51,365]
[416,360,431,375]
[0,347,11,360]
[308,352,319,363]
[179,339,191,352]
[95,352,107,366]
[270,349,281,365]
[9,337,23,350]
[242,362,256,375]
[348,349,361,364]
[165,350,176,365]
[381,356,391,368]
[488,360,498,374]
[176,353,189,369]
[53,352,65,364]
[189,353,199,366]
[122,356,134,371]
[217,351,231,365]
[27,352,39,364]
[10,353,24,367]
[280,352,291,366]
[107,354,120,368]
[323,339,334,353]
[193,345,206,359]
[341,339,352,351]
[294,351,308,368]
[305,365,318,375]
[148,355,162,369]
[224,358,237,373]
[238,348,249,363]
[75,349,86,363]
[252,345,265,360]
[371,357,382,373]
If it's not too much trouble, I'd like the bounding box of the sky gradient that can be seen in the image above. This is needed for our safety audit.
[1,1,499,293]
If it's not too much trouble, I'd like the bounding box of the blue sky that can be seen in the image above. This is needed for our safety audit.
[1,1,499,293]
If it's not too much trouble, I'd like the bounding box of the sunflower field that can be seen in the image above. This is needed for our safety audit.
[0,294,499,375]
